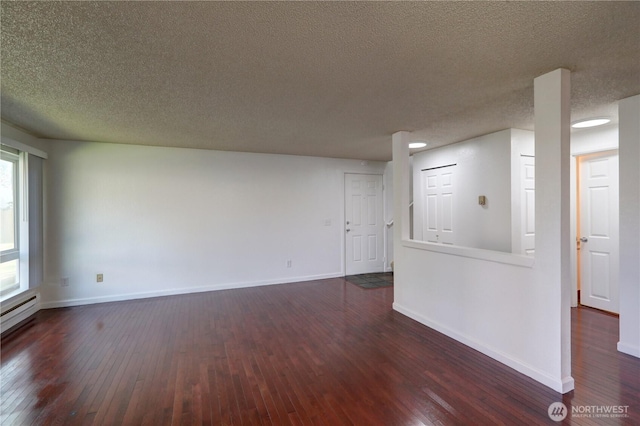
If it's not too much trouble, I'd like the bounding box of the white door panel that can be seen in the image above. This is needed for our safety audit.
[421,165,455,245]
[579,152,619,313]
[345,174,384,275]
[520,156,535,255]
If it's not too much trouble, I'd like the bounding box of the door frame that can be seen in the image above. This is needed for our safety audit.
[343,172,387,276]
[570,148,619,309]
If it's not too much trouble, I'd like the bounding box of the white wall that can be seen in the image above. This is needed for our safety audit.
[618,94,640,357]
[412,129,528,253]
[571,123,618,155]
[414,123,618,311]
[393,69,574,393]
[40,139,387,307]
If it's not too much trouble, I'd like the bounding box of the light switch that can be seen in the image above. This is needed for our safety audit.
[478,195,487,206]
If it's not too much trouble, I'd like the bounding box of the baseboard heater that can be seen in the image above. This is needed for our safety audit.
[1,292,39,335]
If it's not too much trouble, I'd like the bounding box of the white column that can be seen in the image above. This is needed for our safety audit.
[392,131,411,245]
[392,131,411,301]
[534,68,574,393]
[618,94,640,358]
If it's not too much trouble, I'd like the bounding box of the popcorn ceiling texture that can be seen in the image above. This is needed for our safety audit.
[1,1,639,161]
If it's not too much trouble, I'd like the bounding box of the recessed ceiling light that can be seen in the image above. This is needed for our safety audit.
[571,118,611,129]
[409,141,427,149]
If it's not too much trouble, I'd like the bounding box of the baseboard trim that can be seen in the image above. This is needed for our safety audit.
[392,302,573,394]
[617,341,640,358]
[40,273,344,309]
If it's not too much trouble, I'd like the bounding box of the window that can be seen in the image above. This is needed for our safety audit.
[0,148,20,296]
[0,140,45,302]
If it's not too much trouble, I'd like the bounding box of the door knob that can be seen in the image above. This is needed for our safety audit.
[580,237,588,242]
[346,229,351,232]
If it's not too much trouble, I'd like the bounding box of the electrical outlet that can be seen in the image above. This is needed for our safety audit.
[97,273,104,283]
[61,277,69,287]
[286,260,292,268]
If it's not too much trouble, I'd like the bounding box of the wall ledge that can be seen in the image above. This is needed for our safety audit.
[402,239,535,268]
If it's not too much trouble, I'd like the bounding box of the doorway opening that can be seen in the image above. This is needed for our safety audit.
[575,150,619,315]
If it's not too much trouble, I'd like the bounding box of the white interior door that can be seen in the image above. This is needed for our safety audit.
[579,151,619,313]
[520,155,535,255]
[345,174,384,275]
[421,165,455,245]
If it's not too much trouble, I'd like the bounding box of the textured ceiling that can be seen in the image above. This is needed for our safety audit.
[1,1,639,161]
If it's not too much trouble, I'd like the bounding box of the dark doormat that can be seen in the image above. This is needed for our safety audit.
[345,272,393,289]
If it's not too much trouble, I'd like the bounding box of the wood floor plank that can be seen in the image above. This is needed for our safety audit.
[2,277,639,425]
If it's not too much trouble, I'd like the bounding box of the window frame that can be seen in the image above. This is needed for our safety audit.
[0,148,29,300]
[0,147,21,296]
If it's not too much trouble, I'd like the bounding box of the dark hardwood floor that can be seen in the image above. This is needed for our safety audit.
[1,277,639,425]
